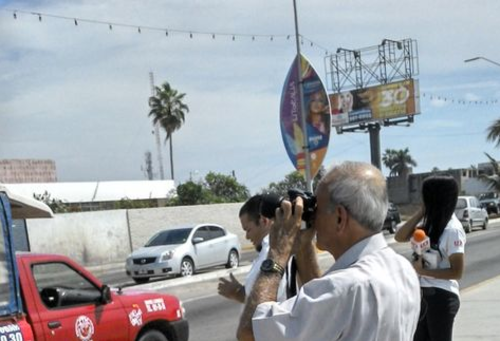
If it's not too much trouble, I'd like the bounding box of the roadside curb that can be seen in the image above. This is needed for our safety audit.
[125,252,333,292]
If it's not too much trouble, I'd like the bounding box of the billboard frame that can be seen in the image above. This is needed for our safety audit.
[324,38,419,169]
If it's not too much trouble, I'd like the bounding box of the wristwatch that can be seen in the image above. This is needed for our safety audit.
[260,259,285,277]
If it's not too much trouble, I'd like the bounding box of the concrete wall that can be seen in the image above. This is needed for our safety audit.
[25,203,246,267]
[127,203,243,250]
[387,176,410,204]
[27,210,130,264]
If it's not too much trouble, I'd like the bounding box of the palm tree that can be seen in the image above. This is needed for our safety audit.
[486,118,500,147]
[478,152,500,191]
[382,148,417,177]
[148,82,189,180]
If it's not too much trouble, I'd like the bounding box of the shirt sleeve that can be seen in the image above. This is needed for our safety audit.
[443,227,466,257]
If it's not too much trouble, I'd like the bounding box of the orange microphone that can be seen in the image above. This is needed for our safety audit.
[410,229,430,256]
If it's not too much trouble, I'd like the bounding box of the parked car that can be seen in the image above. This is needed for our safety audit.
[383,202,401,234]
[479,192,500,215]
[126,224,241,283]
[454,196,488,233]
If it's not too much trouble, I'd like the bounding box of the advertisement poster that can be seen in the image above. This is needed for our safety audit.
[329,79,420,127]
[280,54,331,178]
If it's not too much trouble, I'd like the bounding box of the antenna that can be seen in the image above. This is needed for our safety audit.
[149,71,165,180]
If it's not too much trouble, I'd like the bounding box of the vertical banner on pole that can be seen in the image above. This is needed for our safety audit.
[280,54,331,178]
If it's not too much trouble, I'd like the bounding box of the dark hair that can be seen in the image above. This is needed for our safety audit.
[421,175,459,244]
[239,195,262,225]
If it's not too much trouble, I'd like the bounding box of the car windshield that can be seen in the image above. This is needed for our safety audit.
[456,198,467,209]
[145,228,193,247]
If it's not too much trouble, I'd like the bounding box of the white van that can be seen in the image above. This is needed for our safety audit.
[454,196,488,233]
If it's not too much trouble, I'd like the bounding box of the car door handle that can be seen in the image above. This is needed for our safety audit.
[48,321,61,329]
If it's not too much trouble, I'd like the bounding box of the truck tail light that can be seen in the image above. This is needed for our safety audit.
[177,301,185,319]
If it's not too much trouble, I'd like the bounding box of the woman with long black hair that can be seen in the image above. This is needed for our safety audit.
[395,175,466,341]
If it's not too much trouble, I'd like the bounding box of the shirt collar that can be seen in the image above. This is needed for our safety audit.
[326,232,388,273]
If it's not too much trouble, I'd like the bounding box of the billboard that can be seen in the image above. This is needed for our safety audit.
[329,79,420,127]
[280,54,331,178]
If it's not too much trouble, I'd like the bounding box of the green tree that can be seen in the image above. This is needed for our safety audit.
[205,172,250,203]
[174,181,211,205]
[171,172,250,205]
[478,152,500,192]
[382,148,417,177]
[486,118,500,147]
[148,82,189,180]
[261,166,326,197]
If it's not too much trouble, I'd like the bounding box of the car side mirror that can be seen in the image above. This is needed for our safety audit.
[100,284,112,304]
[192,237,204,244]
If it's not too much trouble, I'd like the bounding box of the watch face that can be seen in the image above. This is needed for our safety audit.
[261,259,273,272]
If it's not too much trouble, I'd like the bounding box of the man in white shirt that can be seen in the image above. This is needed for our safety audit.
[218,195,288,303]
[237,161,421,341]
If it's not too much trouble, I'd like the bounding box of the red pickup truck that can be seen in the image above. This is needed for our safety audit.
[0,186,189,341]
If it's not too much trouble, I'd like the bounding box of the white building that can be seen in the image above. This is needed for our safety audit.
[3,180,176,211]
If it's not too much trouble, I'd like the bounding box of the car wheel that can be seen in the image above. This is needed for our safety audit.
[137,330,169,341]
[180,258,194,277]
[483,217,488,230]
[388,220,396,234]
[132,277,150,284]
[464,220,472,233]
[226,250,239,269]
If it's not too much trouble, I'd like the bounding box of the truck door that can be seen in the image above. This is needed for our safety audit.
[0,194,24,319]
[29,261,129,341]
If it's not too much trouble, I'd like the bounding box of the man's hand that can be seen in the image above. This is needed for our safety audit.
[218,273,245,303]
[268,197,304,266]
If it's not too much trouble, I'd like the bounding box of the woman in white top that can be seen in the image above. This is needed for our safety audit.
[396,175,466,341]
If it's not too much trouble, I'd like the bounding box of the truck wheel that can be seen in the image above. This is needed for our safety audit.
[180,258,194,277]
[225,249,239,268]
[137,330,169,341]
[133,277,150,284]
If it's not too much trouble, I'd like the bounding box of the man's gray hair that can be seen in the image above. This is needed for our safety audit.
[323,161,388,232]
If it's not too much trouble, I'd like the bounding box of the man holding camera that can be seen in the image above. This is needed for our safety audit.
[237,161,420,341]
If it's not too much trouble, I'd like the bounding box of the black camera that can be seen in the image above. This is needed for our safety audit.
[260,189,317,228]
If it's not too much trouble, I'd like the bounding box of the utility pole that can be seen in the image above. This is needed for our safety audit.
[292,0,312,192]
[149,72,165,180]
[142,151,154,180]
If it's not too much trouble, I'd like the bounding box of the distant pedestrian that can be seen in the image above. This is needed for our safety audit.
[396,175,466,341]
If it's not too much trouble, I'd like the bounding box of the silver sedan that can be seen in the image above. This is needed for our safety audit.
[125,224,241,283]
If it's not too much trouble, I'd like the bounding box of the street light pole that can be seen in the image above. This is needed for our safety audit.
[292,0,312,192]
[464,56,500,68]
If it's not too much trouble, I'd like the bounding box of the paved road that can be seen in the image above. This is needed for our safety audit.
[96,250,258,287]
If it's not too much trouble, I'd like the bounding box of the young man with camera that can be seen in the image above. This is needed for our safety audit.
[217,195,291,304]
[237,161,421,341]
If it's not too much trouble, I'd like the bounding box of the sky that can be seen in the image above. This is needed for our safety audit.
[1,0,500,194]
